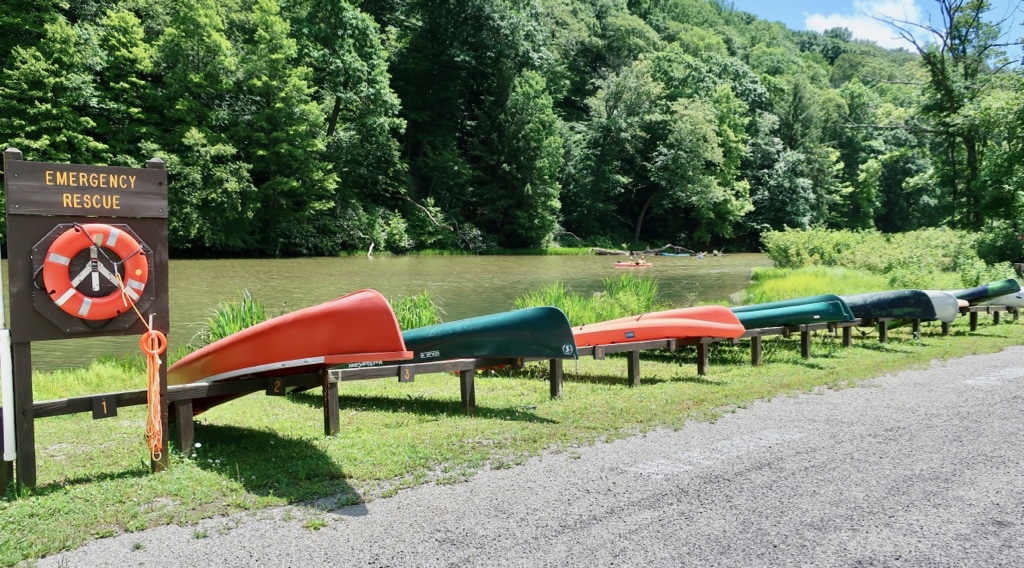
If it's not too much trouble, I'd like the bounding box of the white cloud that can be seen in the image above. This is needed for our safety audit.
[805,0,932,50]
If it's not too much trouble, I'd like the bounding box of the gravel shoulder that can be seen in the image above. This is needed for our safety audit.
[37,346,1024,567]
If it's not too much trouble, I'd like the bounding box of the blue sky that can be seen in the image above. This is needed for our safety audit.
[727,0,1023,51]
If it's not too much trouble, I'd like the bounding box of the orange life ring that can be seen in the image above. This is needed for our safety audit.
[41,223,149,321]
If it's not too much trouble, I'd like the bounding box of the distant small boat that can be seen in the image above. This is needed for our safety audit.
[615,261,652,268]
[948,278,1022,305]
[730,294,856,329]
[400,306,578,363]
[168,289,412,414]
[573,306,745,347]
[840,290,938,321]
[658,253,691,257]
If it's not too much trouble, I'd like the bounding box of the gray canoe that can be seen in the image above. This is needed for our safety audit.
[921,290,962,323]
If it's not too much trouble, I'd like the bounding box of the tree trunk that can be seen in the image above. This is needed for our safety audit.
[634,192,657,243]
[326,96,342,137]
[964,134,980,229]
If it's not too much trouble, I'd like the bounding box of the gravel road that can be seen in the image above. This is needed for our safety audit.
[38,346,1024,567]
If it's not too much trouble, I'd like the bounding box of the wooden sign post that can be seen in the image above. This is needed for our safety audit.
[2,148,169,489]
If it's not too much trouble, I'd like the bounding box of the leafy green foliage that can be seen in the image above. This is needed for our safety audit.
[1,0,1022,258]
[761,227,1017,289]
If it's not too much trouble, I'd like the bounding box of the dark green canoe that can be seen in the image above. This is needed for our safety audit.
[949,278,1022,305]
[840,290,937,320]
[730,294,856,329]
[401,306,578,363]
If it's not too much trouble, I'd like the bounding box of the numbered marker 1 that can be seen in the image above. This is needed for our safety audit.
[92,396,117,419]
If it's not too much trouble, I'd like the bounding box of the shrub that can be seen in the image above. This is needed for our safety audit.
[760,228,1016,289]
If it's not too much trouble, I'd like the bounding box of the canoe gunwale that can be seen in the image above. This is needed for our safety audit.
[185,350,415,384]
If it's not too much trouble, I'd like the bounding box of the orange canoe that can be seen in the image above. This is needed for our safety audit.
[597,305,742,327]
[169,288,412,413]
[573,313,745,347]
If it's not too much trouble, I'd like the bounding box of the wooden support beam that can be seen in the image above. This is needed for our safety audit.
[459,369,475,415]
[0,408,11,493]
[993,310,1001,325]
[322,371,339,436]
[912,319,921,336]
[800,327,811,359]
[333,359,478,381]
[878,320,888,343]
[970,311,979,331]
[13,342,35,490]
[843,325,852,347]
[697,341,709,376]
[751,335,762,366]
[549,359,563,398]
[173,400,194,454]
[627,350,641,387]
[942,321,951,336]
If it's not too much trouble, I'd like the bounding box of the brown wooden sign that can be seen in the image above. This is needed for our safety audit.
[5,158,167,218]
[2,147,171,489]
[4,149,169,342]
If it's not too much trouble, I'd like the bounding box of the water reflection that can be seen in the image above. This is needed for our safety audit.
[4,253,772,370]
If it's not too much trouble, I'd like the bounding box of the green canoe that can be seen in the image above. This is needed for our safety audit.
[840,290,937,320]
[401,306,578,364]
[730,294,856,329]
[949,278,1022,305]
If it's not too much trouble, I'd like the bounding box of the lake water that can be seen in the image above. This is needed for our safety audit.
[4,253,773,370]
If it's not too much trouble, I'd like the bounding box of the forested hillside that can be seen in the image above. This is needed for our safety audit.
[1,0,1021,258]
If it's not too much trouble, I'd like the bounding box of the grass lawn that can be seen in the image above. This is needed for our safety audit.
[2,314,1022,565]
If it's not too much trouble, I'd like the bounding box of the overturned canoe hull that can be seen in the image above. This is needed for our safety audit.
[168,289,412,413]
[401,306,578,364]
[572,316,745,347]
[730,294,856,329]
[840,290,938,321]
[597,305,743,327]
[949,278,1022,305]
[922,290,963,323]
[982,291,1024,308]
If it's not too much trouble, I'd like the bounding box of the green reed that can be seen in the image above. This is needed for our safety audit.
[188,290,268,350]
[514,274,666,325]
[390,291,444,329]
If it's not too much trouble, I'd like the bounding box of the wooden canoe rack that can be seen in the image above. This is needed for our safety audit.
[2,302,1017,491]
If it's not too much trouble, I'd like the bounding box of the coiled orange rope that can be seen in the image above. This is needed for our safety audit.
[140,328,167,461]
[116,272,168,462]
